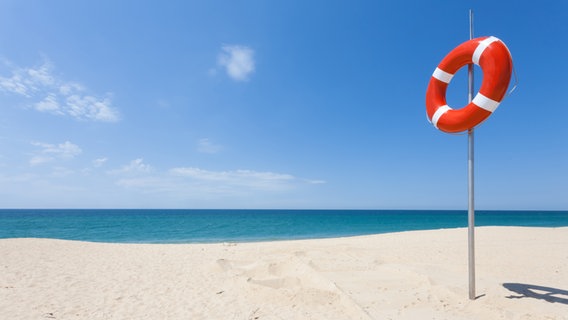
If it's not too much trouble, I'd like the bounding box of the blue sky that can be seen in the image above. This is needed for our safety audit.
[0,1,566,209]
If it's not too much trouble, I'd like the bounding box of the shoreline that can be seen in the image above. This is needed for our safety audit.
[2,224,567,245]
[2,226,567,319]
[2,209,567,244]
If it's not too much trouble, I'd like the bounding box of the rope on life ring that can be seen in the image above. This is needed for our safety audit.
[425,36,513,133]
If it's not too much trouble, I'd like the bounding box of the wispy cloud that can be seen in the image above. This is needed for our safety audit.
[92,157,108,168]
[108,158,153,175]
[110,161,324,194]
[0,60,54,97]
[108,159,314,196]
[29,141,82,166]
[0,59,120,122]
[197,138,222,154]
[217,45,255,81]
[305,179,327,185]
[169,167,295,191]
[4,153,326,206]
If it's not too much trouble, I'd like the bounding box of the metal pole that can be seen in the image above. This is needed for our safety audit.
[467,9,476,300]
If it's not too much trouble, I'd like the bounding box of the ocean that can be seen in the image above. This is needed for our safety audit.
[1,209,567,244]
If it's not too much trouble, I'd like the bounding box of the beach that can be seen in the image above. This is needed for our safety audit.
[1,226,567,319]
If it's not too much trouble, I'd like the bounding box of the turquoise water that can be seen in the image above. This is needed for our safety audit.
[0,209,567,243]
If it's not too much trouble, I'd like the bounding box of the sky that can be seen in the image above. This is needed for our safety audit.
[0,0,566,209]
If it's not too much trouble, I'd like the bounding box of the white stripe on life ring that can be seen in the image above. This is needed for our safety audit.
[432,105,452,128]
[432,67,454,83]
[472,36,499,65]
[472,93,500,112]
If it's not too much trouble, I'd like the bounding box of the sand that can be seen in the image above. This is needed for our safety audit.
[1,226,567,319]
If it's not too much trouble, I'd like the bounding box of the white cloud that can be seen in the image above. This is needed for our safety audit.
[26,63,55,88]
[44,141,82,158]
[197,138,222,154]
[109,158,153,174]
[59,82,84,96]
[93,157,108,167]
[66,94,118,122]
[29,141,82,166]
[0,59,120,122]
[217,45,255,81]
[35,93,62,113]
[305,179,327,184]
[50,166,75,178]
[0,61,54,97]
[29,155,54,166]
[169,167,295,190]
[111,165,302,192]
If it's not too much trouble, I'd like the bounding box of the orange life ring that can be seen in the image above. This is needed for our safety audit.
[426,36,513,133]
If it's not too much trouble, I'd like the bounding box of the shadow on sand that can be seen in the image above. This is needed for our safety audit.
[503,283,568,305]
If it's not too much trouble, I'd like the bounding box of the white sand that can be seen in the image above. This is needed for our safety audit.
[1,226,567,319]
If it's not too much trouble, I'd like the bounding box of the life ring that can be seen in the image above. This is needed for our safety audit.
[426,36,513,133]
